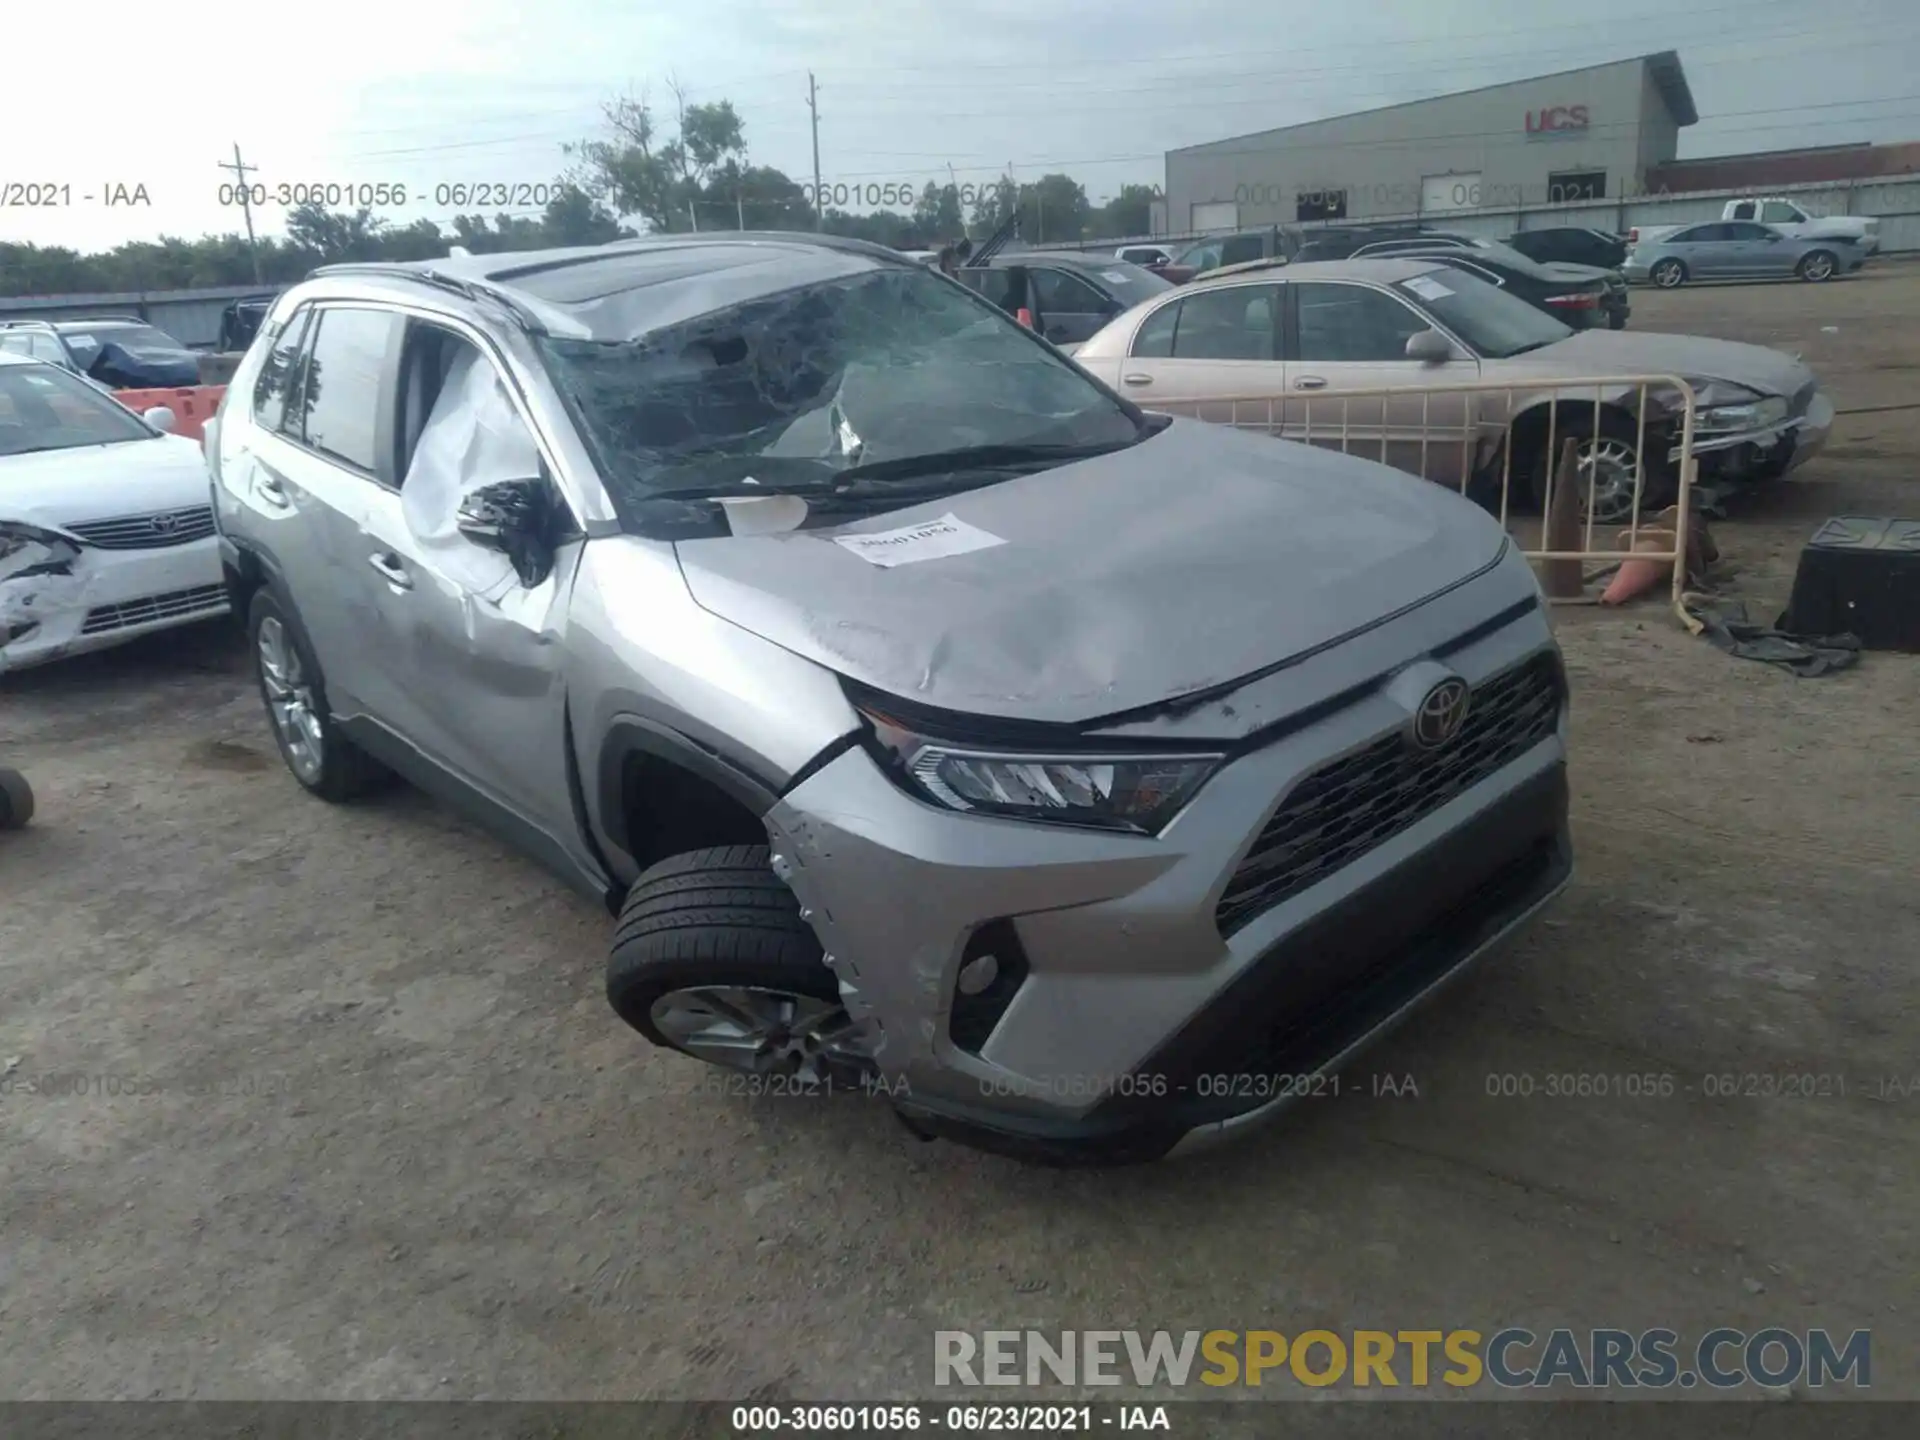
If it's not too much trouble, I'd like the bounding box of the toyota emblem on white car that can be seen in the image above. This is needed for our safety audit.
[1412,677,1471,750]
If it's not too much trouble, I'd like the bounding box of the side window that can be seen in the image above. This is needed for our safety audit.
[1166,285,1278,361]
[0,334,32,358]
[1130,300,1181,358]
[1729,223,1773,240]
[398,325,552,590]
[251,308,312,434]
[300,307,402,474]
[1729,202,1756,220]
[967,268,1027,316]
[31,335,67,366]
[1294,283,1430,363]
[1760,202,1800,224]
[1179,240,1223,272]
[1030,268,1107,315]
[1219,234,1265,266]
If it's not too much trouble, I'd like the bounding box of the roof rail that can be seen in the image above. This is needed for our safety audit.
[308,262,548,332]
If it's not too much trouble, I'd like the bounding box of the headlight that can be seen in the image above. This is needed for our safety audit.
[860,707,1221,835]
[0,520,78,563]
[1696,396,1789,433]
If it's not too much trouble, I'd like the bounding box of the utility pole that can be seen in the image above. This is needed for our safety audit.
[807,72,823,231]
[218,143,264,285]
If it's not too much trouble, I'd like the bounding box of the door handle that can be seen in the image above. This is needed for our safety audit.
[254,472,292,509]
[367,552,414,590]
[1293,376,1328,390]
[1122,373,1153,386]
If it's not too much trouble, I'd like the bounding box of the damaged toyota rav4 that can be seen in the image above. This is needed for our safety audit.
[211,234,1572,1164]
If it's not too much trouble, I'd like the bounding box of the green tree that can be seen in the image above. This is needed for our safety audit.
[1017,174,1090,244]
[569,87,750,234]
[912,182,964,242]
[542,183,626,245]
[285,203,391,263]
[967,176,1019,240]
[1091,184,1159,240]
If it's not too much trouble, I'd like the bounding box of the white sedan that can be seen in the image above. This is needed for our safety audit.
[1,353,227,673]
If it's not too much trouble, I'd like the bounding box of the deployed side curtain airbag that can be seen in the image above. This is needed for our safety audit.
[401,346,543,594]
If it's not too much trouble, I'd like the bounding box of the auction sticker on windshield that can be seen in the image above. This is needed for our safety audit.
[832,513,1008,568]
[1405,275,1456,301]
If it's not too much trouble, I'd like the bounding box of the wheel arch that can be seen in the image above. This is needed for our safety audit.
[594,717,786,884]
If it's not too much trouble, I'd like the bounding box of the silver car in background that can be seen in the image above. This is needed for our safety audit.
[1625,220,1866,288]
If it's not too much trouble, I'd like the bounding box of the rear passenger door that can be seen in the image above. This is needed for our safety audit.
[1110,283,1285,430]
[1674,223,1735,277]
[235,303,405,716]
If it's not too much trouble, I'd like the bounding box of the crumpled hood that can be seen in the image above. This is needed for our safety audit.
[1524,328,1813,398]
[672,419,1509,723]
[3,435,211,529]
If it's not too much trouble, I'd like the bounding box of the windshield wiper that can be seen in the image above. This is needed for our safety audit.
[827,437,1141,487]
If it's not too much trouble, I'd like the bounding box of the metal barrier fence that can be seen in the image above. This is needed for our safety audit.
[1141,374,1701,608]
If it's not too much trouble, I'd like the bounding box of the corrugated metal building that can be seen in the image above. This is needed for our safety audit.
[1648,141,1920,193]
[1165,52,1698,233]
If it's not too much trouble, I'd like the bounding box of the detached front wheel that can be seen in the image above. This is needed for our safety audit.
[606,845,869,1085]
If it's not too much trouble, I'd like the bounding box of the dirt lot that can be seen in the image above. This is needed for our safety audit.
[3,268,1918,1406]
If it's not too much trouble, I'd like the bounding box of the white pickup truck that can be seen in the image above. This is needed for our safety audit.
[1631,198,1880,253]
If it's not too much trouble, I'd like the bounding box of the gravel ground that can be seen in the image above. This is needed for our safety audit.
[2,267,1917,1405]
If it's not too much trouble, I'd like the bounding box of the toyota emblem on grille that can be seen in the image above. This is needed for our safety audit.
[150,512,182,535]
[1411,677,1471,750]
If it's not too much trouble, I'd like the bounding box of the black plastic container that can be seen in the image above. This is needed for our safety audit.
[1779,517,1920,653]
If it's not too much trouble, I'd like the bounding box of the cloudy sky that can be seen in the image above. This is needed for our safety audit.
[8,0,1918,252]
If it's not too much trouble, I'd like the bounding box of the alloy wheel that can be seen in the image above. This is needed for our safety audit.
[648,986,868,1083]
[1572,436,1644,525]
[1653,262,1684,288]
[257,616,325,784]
[1803,253,1834,281]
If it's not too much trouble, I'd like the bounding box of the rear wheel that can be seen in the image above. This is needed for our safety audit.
[606,845,869,1085]
[248,590,392,802]
[1650,258,1687,289]
[1797,250,1837,282]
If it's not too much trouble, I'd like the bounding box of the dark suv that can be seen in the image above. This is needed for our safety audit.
[956,251,1172,348]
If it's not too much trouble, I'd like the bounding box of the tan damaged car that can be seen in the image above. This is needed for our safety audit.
[1070,258,1833,522]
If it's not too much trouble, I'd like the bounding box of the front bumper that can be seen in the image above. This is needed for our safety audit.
[766,584,1570,1163]
[1669,386,1834,482]
[0,535,226,673]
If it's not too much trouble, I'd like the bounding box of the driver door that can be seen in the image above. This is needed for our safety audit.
[1284,280,1480,485]
[350,317,582,850]
[1028,267,1117,347]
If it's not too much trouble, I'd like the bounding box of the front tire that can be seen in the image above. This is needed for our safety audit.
[1528,410,1676,525]
[1798,250,1837,282]
[248,590,392,802]
[1651,258,1687,289]
[606,845,867,1083]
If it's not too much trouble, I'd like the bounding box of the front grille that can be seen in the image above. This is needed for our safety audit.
[79,583,229,635]
[1216,653,1562,936]
[66,505,217,550]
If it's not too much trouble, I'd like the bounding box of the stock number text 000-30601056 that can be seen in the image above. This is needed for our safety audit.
[803,181,991,210]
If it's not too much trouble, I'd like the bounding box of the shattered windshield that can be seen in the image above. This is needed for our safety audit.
[537,266,1139,510]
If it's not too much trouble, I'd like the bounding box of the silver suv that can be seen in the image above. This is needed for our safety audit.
[209,235,1572,1164]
